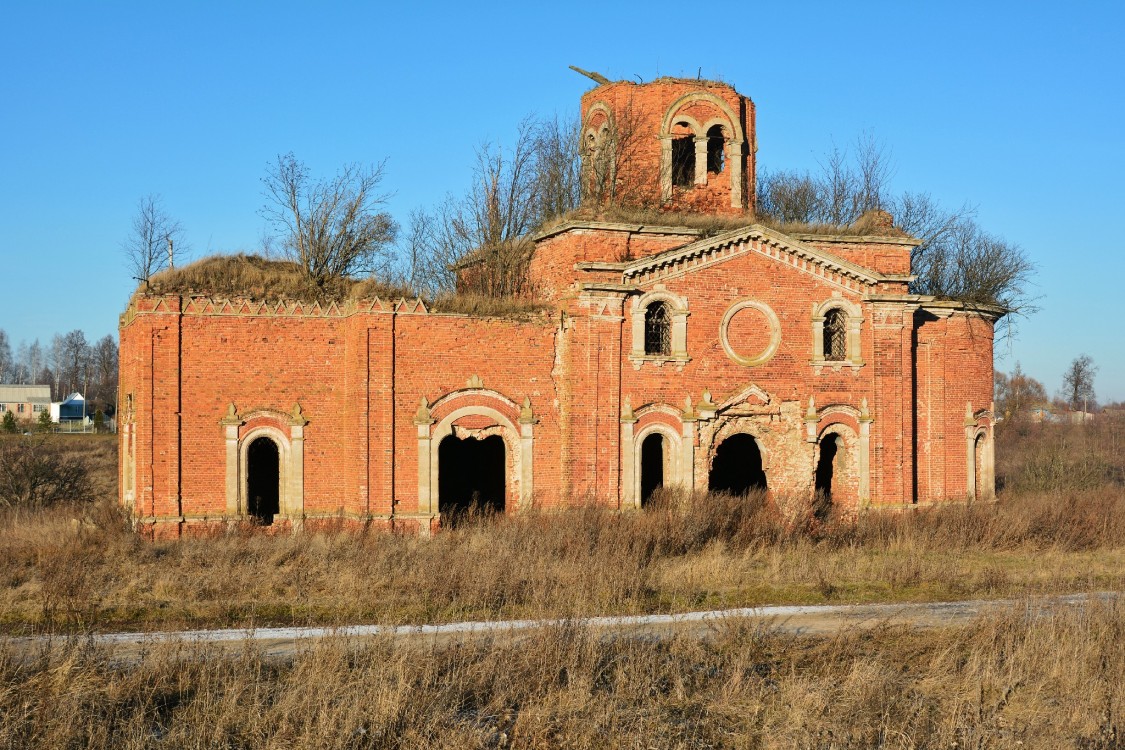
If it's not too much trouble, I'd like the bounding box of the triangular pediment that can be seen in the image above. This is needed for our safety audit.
[715,383,777,415]
[621,224,888,290]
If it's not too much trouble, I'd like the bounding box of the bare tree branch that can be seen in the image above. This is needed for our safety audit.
[260,153,397,286]
[122,194,187,286]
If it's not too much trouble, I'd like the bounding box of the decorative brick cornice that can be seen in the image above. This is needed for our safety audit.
[121,293,432,325]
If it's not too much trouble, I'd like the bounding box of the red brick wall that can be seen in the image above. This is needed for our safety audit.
[580,79,754,215]
[119,79,998,536]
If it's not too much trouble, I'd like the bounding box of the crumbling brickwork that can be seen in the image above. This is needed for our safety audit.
[119,78,999,537]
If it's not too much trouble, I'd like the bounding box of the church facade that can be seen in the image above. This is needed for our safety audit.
[118,77,999,537]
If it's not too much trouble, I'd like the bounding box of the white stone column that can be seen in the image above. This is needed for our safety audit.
[620,401,638,509]
[660,136,673,201]
[728,139,744,208]
[964,402,977,501]
[287,423,305,527]
[671,309,689,359]
[984,425,996,500]
[221,408,242,516]
[519,398,536,510]
[694,136,707,186]
[414,398,435,516]
[681,423,696,491]
[859,399,873,505]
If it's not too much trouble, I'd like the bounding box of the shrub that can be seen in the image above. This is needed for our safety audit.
[36,410,52,433]
[0,437,92,509]
[1,412,17,434]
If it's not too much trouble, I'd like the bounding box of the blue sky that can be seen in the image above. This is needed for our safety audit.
[1,1,1122,400]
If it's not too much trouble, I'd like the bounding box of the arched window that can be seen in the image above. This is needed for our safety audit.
[644,301,671,356]
[823,308,848,362]
[671,134,695,188]
[706,125,725,174]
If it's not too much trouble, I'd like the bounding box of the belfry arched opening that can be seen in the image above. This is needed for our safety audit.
[438,434,506,522]
[246,436,280,524]
[708,433,767,495]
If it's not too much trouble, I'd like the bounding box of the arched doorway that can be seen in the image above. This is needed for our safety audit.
[709,433,767,495]
[438,434,506,523]
[814,435,841,520]
[247,436,280,524]
[640,432,665,506]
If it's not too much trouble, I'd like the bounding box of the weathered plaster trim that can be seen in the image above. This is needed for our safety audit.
[420,404,531,517]
[810,295,865,370]
[719,299,781,367]
[623,422,684,510]
[222,405,306,528]
[629,287,690,368]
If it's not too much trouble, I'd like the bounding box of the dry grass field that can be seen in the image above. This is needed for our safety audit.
[0,419,1123,747]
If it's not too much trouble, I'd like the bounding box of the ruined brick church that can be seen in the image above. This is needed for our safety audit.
[119,77,999,537]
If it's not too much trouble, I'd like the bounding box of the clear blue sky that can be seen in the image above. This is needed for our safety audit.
[1,1,1122,401]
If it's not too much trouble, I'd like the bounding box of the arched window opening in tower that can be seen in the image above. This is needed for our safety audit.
[671,134,695,188]
[824,308,848,361]
[247,436,280,524]
[640,432,665,506]
[438,433,506,525]
[706,125,725,174]
[644,301,671,356]
[708,433,767,495]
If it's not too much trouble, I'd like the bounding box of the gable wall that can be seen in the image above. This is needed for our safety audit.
[619,245,878,503]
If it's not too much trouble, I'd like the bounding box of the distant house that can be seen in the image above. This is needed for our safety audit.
[50,392,87,422]
[0,385,52,422]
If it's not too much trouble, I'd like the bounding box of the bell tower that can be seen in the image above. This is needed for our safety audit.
[577,72,755,216]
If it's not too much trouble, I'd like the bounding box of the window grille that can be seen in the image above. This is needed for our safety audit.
[823,308,848,361]
[644,302,672,356]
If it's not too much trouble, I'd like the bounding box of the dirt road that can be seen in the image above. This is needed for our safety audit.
[5,592,1117,662]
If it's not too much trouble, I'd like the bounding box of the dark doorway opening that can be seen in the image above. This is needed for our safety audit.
[708,433,767,495]
[247,437,280,524]
[439,434,506,524]
[640,432,665,506]
[813,436,840,520]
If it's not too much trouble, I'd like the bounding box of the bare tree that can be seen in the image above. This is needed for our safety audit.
[25,340,42,386]
[91,335,118,414]
[756,168,821,224]
[755,136,1035,325]
[54,330,89,399]
[414,122,542,298]
[260,153,397,287]
[1062,355,1097,412]
[532,115,582,222]
[0,329,11,384]
[994,362,1048,420]
[123,194,187,286]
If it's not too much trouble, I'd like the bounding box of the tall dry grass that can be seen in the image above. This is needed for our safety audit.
[1,601,1121,748]
[1,422,1123,635]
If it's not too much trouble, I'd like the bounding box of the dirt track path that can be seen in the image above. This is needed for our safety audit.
[5,592,1118,662]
